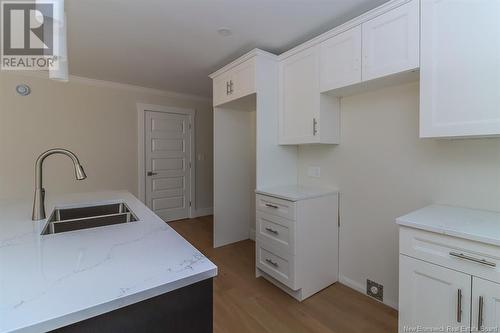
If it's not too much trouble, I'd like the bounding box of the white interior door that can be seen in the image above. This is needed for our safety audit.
[145,111,191,222]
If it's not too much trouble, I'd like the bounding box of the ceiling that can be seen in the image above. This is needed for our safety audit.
[65,0,389,97]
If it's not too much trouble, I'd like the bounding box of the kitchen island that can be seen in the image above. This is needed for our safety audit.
[0,191,217,333]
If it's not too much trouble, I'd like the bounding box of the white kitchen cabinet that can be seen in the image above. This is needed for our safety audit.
[472,277,500,332]
[279,46,340,145]
[419,0,500,138]
[213,71,232,107]
[399,255,471,332]
[362,0,419,81]
[212,57,256,107]
[397,205,500,333]
[255,187,338,301]
[320,26,362,92]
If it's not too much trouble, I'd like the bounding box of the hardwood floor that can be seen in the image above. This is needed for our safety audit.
[169,216,398,333]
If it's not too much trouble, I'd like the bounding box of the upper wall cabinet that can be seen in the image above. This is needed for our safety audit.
[420,0,500,138]
[362,0,419,81]
[320,26,362,92]
[213,57,256,107]
[279,46,340,145]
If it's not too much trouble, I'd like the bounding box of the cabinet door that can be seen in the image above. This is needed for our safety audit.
[279,47,320,144]
[213,72,231,107]
[320,26,362,92]
[472,277,500,332]
[362,0,419,81]
[230,58,256,101]
[399,255,471,332]
[420,0,500,138]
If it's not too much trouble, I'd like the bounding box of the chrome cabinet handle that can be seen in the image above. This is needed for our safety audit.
[313,118,318,136]
[147,171,158,176]
[265,203,279,209]
[457,289,462,323]
[449,252,496,267]
[265,227,279,235]
[265,258,278,267]
[478,296,484,330]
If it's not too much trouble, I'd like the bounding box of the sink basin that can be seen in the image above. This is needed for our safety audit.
[41,202,139,235]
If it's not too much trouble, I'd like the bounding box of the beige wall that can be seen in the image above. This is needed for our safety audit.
[0,73,213,212]
[298,81,500,308]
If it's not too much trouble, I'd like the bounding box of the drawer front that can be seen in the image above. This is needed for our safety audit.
[256,212,295,255]
[400,226,500,284]
[256,194,296,220]
[256,241,296,290]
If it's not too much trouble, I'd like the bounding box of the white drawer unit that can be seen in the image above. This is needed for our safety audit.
[256,194,296,220]
[257,242,296,290]
[256,211,295,255]
[397,205,500,333]
[255,186,339,302]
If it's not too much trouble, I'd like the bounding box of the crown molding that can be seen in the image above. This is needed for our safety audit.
[0,70,211,103]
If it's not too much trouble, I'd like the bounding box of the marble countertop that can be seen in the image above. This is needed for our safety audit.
[0,191,217,333]
[396,204,500,246]
[256,185,339,202]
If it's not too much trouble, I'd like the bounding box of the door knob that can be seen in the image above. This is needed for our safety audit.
[147,171,157,176]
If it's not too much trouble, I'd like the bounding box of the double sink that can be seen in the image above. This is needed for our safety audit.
[41,202,139,235]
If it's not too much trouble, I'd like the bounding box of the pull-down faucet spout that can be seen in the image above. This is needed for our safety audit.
[32,148,87,221]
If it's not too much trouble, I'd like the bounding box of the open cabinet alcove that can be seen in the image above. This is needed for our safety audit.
[211,50,297,248]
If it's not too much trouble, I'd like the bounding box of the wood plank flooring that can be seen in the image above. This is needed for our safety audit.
[169,216,397,333]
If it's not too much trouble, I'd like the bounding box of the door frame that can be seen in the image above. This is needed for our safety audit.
[137,103,196,219]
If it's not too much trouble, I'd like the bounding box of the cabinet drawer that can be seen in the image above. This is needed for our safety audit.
[256,194,296,220]
[256,212,295,255]
[256,242,296,290]
[400,227,500,284]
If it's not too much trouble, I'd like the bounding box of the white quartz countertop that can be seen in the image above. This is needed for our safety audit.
[256,185,339,202]
[396,204,500,246]
[0,191,217,333]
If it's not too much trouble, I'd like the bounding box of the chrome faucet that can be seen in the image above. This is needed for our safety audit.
[32,148,87,221]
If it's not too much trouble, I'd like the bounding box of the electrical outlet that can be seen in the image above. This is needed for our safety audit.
[367,279,383,302]
[307,166,321,178]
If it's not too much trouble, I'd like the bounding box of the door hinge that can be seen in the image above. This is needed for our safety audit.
[189,162,192,168]
[189,123,192,130]
[189,201,192,207]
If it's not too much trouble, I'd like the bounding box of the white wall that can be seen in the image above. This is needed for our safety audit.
[0,73,213,213]
[297,81,500,309]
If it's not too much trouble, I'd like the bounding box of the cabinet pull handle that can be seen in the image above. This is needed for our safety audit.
[265,258,278,267]
[147,171,158,176]
[478,296,484,330]
[226,81,230,95]
[265,203,279,209]
[229,80,234,94]
[449,252,496,267]
[313,118,318,136]
[265,227,279,235]
[457,289,462,323]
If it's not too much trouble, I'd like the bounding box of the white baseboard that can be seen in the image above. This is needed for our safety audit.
[192,207,213,218]
[339,274,398,310]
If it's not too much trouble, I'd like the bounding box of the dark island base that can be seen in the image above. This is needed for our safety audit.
[52,278,213,333]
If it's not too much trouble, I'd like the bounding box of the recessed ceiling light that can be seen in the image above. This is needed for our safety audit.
[217,28,232,37]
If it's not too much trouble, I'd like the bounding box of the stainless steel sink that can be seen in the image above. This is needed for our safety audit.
[41,203,139,235]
